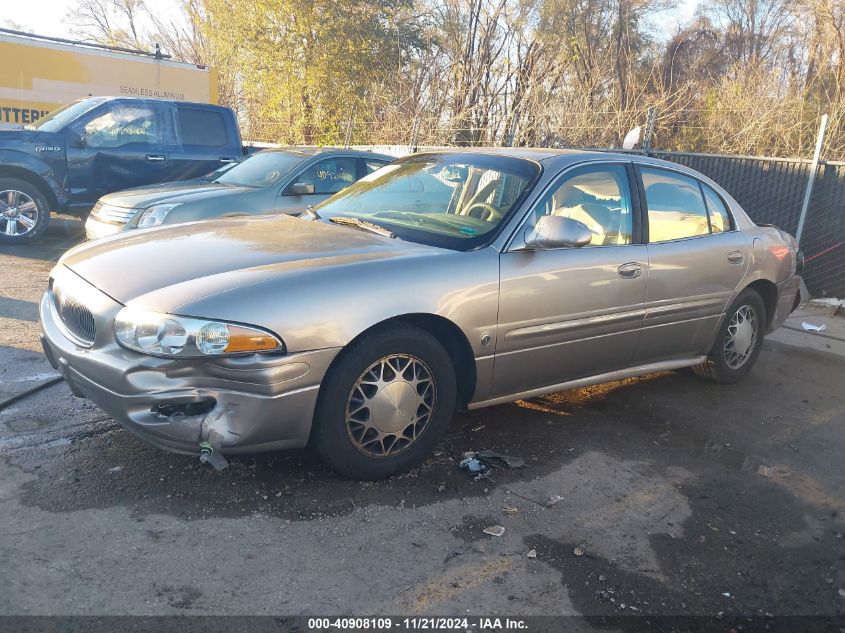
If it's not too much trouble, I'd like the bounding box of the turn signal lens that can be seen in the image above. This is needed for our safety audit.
[225,327,280,353]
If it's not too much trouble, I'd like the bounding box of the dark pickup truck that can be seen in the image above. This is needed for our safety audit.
[0,96,248,243]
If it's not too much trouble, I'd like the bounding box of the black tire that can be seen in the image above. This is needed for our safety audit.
[692,288,767,383]
[312,324,457,480]
[0,178,51,244]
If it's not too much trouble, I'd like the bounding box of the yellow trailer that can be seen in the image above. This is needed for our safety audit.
[0,28,218,126]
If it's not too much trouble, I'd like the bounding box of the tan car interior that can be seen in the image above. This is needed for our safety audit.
[544,172,631,245]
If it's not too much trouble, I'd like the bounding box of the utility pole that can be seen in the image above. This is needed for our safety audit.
[796,113,829,245]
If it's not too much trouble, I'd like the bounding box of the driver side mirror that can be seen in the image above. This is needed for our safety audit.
[287,182,315,196]
[70,131,87,149]
[524,215,592,249]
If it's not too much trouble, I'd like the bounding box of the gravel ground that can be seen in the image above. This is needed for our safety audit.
[1,217,844,628]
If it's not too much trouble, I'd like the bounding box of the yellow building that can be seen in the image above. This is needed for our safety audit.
[0,29,218,126]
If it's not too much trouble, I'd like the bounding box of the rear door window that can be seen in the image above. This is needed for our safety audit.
[641,167,710,242]
[362,158,390,176]
[177,107,229,148]
[701,183,733,233]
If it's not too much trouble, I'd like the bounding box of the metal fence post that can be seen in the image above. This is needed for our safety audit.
[642,106,657,156]
[796,113,829,245]
[410,117,420,153]
[343,117,353,149]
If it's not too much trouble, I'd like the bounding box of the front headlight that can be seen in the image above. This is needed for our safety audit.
[114,308,284,357]
[137,203,180,228]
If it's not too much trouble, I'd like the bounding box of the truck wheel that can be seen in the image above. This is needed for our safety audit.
[692,288,767,383]
[312,324,457,480]
[0,178,50,244]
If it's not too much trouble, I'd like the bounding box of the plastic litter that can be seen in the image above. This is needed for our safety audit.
[483,525,505,537]
[527,549,537,558]
[545,494,564,507]
[801,321,827,332]
[573,546,585,556]
[459,457,488,476]
[475,450,524,470]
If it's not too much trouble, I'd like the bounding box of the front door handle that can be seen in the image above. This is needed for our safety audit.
[617,262,643,279]
[727,250,744,265]
[219,157,237,163]
[146,154,167,163]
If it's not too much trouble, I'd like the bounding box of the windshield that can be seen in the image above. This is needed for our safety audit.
[313,153,539,250]
[26,98,103,132]
[214,151,307,187]
[199,161,240,181]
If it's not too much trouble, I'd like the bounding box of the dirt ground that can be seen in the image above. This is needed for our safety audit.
[1,217,844,629]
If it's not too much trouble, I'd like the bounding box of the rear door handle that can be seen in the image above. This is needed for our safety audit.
[146,154,167,163]
[617,262,643,279]
[219,157,237,163]
[727,250,744,265]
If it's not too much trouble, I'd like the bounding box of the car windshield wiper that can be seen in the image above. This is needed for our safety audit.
[329,216,396,238]
[302,205,321,221]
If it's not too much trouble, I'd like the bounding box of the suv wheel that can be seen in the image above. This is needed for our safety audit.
[0,178,51,244]
[312,324,457,479]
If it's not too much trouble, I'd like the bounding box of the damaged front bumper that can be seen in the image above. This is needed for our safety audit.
[39,268,339,455]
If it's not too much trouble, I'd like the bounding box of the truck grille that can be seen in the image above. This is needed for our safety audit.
[52,282,96,345]
[91,201,136,226]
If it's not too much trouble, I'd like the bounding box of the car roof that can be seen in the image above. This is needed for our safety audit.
[256,146,394,160]
[410,147,710,174]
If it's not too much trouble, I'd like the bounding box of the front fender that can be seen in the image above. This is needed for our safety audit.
[163,249,501,359]
[0,148,68,207]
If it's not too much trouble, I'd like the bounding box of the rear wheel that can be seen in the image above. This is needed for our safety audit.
[693,288,766,383]
[0,178,50,244]
[312,324,457,479]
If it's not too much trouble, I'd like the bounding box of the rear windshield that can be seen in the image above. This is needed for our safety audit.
[213,151,307,187]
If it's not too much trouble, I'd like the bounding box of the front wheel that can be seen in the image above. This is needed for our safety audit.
[312,324,457,479]
[693,288,766,383]
[0,178,51,244]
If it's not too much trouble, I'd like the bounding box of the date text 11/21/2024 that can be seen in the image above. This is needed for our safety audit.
[307,618,529,631]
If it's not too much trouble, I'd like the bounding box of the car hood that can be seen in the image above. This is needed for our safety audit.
[99,182,255,209]
[60,215,437,311]
[0,129,59,143]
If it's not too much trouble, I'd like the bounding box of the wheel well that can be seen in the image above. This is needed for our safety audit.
[341,314,477,410]
[0,167,58,210]
[746,279,778,329]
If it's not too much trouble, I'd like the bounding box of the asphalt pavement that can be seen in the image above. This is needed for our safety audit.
[1,216,844,627]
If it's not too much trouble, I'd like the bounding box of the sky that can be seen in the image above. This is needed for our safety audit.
[3,0,703,46]
[2,0,186,42]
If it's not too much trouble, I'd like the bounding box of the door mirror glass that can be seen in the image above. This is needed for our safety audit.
[526,215,592,249]
[70,131,86,148]
[287,181,315,195]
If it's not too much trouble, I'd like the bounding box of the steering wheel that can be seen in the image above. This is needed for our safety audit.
[463,202,502,222]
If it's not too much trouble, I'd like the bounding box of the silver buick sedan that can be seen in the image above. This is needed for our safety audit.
[40,149,802,479]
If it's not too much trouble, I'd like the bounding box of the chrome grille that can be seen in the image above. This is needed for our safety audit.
[90,201,137,225]
[52,282,96,345]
